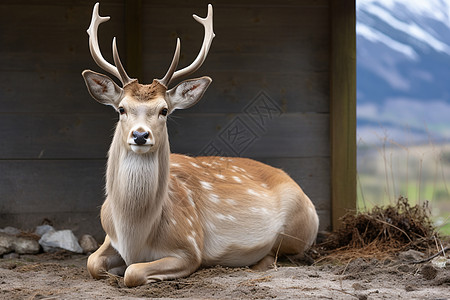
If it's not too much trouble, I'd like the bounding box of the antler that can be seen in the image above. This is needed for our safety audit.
[87,2,134,86]
[158,4,215,88]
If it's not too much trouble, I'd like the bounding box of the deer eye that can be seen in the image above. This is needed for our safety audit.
[160,108,168,116]
[118,107,126,115]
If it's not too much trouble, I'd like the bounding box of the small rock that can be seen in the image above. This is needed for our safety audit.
[34,225,55,237]
[79,234,99,254]
[398,249,424,262]
[397,264,411,273]
[0,232,40,255]
[404,285,415,292]
[3,252,19,259]
[356,294,368,300]
[39,230,83,253]
[421,264,438,280]
[12,237,40,254]
[431,256,448,268]
[352,282,368,290]
[0,233,14,255]
[0,227,21,236]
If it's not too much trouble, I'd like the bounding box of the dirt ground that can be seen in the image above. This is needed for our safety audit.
[0,251,449,300]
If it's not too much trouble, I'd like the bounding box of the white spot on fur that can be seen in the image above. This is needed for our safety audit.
[202,162,212,167]
[200,181,213,190]
[247,189,261,197]
[171,219,177,225]
[215,174,225,180]
[216,213,236,222]
[232,165,246,172]
[209,194,220,203]
[171,163,181,167]
[261,183,268,188]
[187,235,201,259]
[249,207,270,215]
[191,231,197,237]
[187,218,193,227]
[185,189,195,207]
[232,176,242,183]
[225,199,237,206]
[190,162,201,168]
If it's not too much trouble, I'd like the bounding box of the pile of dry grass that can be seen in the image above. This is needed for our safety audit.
[315,197,439,263]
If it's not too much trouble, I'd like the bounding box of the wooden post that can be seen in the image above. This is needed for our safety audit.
[330,0,357,230]
[125,0,142,80]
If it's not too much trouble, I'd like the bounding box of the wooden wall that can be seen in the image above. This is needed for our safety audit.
[0,0,124,239]
[0,0,354,240]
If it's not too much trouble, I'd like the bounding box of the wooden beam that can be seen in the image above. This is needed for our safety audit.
[330,0,357,230]
[125,0,142,80]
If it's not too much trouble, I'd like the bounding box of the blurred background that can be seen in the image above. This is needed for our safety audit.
[356,0,450,234]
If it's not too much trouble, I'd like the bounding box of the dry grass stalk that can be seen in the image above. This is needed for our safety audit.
[315,197,439,263]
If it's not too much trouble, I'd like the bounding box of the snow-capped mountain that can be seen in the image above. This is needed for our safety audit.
[357,0,450,144]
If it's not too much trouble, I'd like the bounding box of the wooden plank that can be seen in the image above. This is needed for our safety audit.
[125,0,143,80]
[142,5,329,75]
[0,160,106,240]
[0,159,105,213]
[0,0,122,5]
[141,5,329,52]
[0,71,113,114]
[144,52,328,79]
[330,0,356,230]
[0,2,125,69]
[0,113,115,159]
[0,1,127,115]
[142,0,329,8]
[168,112,330,158]
[186,72,330,114]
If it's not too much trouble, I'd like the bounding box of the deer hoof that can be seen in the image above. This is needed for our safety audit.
[124,264,148,287]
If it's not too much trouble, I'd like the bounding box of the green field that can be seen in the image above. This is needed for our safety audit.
[358,143,450,236]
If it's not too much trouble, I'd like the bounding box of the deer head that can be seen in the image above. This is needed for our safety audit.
[82,3,215,154]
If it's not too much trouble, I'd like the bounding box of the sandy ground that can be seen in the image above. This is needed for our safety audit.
[0,252,449,300]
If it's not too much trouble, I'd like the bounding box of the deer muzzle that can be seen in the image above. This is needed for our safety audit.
[128,127,154,154]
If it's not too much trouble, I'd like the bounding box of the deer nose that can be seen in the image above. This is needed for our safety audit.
[132,131,149,146]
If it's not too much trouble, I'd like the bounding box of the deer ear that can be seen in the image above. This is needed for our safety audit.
[166,77,212,113]
[82,70,123,108]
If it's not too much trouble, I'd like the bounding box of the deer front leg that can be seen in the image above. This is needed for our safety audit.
[124,256,199,287]
[87,235,126,279]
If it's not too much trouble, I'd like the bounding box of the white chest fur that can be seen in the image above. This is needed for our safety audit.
[108,151,169,265]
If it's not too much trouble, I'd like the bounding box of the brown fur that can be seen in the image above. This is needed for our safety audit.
[124,80,166,103]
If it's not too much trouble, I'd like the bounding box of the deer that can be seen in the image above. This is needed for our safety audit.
[82,3,319,287]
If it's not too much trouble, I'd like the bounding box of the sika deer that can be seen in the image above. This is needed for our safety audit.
[82,3,319,287]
